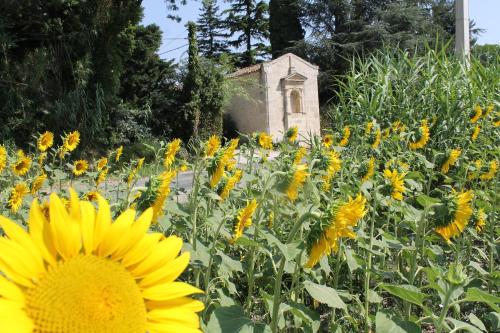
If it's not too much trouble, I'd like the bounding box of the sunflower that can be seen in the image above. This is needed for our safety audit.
[435,190,473,242]
[152,170,177,222]
[384,168,406,201]
[96,157,108,171]
[164,139,182,168]
[115,145,124,162]
[305,194,367,268]
[209,153,228,189]
[293,147,307,165]
[474,209,486,233]
[339,126,350,147]
[480,160,498,181]
[12,151,32,176]
[63,131,80,152]
[467,159,482,180]
[471,125,480,141]
[31,173,47,195]
[128,158,145,186]
[258,133,273,150]
[470,105,482,123]
[322,151,342,191]
[37,131,54,152]
[0,191,203,333]
[322,134,334,148]
[220,170,243,201]
[96,168,109,186]
[84,190,100,201]
[409,120,430,150]
[484,104,494,118]
[286,164,308,201]
[392,120,406,134]
[361,157,376,182]
[0,144,7,173]
[382,128,390,139]
[73,160,89,176]
[441,148,461,174]
[8,182,29,213]
[371,129,381,149]
[205,135,221,157]
[230,199,258,243]
[286,126,298,143]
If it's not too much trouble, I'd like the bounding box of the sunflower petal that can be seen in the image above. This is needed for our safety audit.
[121,233,163,268]
[28,200,56,266]
[112,208,153,260]
[130,236,182,277]
[79,201,96,255]
[97,209,136,257]
[147,308,200,327]
[93,194,112,251]
[142,282,203,301]
[139,252,190,288]
[0,276,25,303]
[49,193,81,259]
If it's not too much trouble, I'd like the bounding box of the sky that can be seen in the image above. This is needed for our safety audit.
[141,0,500,63]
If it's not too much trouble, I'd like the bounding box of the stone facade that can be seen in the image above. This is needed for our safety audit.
[226,53,320,141]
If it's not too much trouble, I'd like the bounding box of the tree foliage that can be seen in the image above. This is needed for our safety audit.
[269,0,304,58]
[197,0,230,59]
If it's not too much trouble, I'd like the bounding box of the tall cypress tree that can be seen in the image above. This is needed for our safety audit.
[197,0,229,59]
[182,21,202,139]
[224,0,269,66]
[269,0,304,58]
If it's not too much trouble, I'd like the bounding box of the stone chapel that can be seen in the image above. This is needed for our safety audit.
[226,53,321,141]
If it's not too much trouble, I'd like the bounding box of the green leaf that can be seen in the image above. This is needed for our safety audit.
[467,313,486,332]
[234,237,262,248]
[379,284,426,307]
[164,201,189,217]
[464,288,500,312]
[345,247,362,272]
[288,301,321,333]
[368,290,383,303]
[416,194,440,209]
[375,311,421,333]
[303,281,346,309]
[207,305,272,333]
[446,318,482,333]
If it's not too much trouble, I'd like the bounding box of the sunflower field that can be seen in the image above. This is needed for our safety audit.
[0,50,498,333]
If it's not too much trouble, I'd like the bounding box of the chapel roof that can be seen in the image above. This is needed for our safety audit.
[228,53,318,78]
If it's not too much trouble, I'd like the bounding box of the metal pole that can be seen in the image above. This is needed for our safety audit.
[455,0,470,59]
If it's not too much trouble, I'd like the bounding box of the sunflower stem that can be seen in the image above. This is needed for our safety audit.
[364,190,377,333]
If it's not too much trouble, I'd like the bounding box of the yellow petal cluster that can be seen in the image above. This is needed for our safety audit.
[322,151,342,191]
[8,182,29,213]
[322,134,333,148]
[384,168,406,201]
[258,133,273,150]
[435,190,473,242]
[220,170,243,200]
[0,191,203,333]
[441,149,461,174]
[37,131,54,152]
[286,164,308,201]
[287,126,298,143]
[409,120,430,150]
[31,173,47,195]
[339,126,350,147]
[470,105,482,123]
[231,199,258,243]
[205,135,220,157]
[96,157,108,171]
[152,170,177,222]
[128,158,145,186]
[12,150,32,176]
[471,125,480,141]
[306,194,367,268]
[63,131,80,152]
[371,129,381,149]
[362,157,376,182]
[480,160,498,181]
[115,146,124,162]
[0,145,7,173]
[293,147,307,165]
[164,139,182,168]
[73,160,89,176]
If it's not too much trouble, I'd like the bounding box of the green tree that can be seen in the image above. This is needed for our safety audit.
[182,21,203,140]
[269,0,304,58]
[224,0,270,66]
[197,0,230,59]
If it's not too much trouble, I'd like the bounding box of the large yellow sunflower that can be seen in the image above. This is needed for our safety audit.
[37,132,54,152]
[306,194,367,268]
[435,190,473,242]
[258,133,273,150]
[12,151,32,176]
[63,131,80,152]
[73,160,89,176]
[0,191,203,333]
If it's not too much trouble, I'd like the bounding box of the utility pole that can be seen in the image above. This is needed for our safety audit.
[455,0,470,59]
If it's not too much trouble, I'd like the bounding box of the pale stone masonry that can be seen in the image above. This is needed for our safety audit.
[226,53,321,141]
